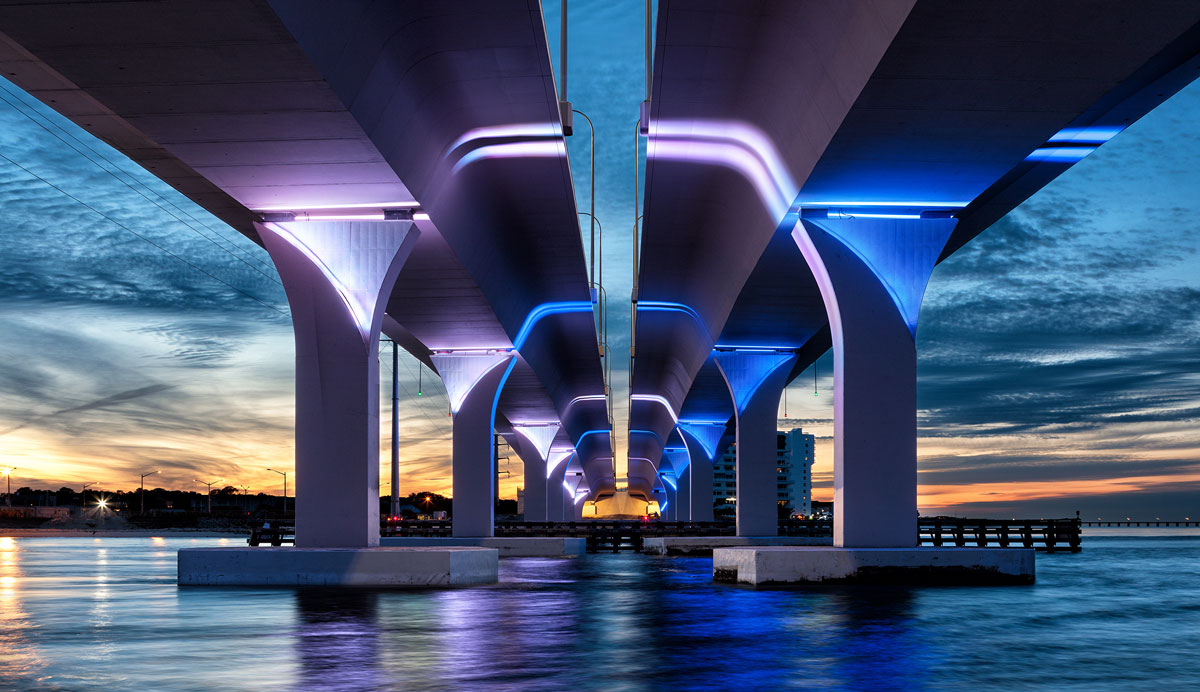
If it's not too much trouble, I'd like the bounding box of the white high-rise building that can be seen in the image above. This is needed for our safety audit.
[713,427,815,518]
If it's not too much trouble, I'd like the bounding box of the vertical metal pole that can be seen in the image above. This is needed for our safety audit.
[645,0,652,101]
[140,477,144,514]
[588,116,595,284]
[391,341,400,519]
[560,0,567,100]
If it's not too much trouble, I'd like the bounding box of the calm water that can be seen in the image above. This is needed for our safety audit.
[1,533,1198,691]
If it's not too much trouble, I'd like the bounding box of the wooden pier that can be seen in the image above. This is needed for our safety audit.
[919,517,1081,553]
[248,522,295,546]
[1081,520,1198,527]
[376,517,1083,553]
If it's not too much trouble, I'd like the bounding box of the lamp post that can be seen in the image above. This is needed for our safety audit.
[268,469,289,515]
[1,467,14,507]
[81,481,97,513]
[139,470,158,515]
[194,478,223,514]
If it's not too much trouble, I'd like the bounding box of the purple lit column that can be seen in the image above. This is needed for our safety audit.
[792,215,956,547]
[510,424,560,522]
[255,220,419,548]
[546,457,567,522]
[430,353,516,538]
[715,351,798,537]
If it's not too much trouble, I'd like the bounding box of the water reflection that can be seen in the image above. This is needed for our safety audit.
[294,589,383,692]
[0,536,47,685]
[822,589,926,690]
[0,536,1195,691]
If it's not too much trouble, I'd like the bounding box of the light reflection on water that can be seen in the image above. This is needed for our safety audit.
[0,534,1197,691]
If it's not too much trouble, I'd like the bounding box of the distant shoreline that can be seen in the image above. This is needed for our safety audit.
[0,528,248,538]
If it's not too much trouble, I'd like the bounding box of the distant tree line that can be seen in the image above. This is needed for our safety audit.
[9,486,519,519]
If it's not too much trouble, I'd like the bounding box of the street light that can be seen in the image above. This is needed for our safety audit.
[81,481,98,514]
[2,467,15,508]
[268,469,289,515]
[139,470,159,515]
[194,478,223,514]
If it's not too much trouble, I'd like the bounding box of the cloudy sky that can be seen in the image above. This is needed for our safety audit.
[1,1,1197,518]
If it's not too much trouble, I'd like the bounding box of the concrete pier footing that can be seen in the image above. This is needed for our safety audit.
[178,547,498,587]
[713,547,1034,585]
[643,536,831,556]
[380,536,586,557]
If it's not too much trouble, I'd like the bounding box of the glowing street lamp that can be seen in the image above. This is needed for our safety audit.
[2,467,15,507]
[268,469,290,515]
[140,470,159,515]
[194,478,223,514]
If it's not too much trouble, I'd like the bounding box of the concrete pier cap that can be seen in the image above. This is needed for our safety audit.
[713,546,1035,586]
[380,536,586,558]
[178,547,498,587]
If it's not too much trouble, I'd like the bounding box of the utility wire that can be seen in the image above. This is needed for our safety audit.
[0,86,280,282]
[377,345,452,442]
[0,151,289,319]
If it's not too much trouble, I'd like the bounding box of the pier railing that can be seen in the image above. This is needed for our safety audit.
[919,517,1081,553]
[377,517,1082,552]
[1081,520,1198,527]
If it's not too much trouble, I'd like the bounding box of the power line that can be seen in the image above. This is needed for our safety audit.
[378,344,452,442]
[0,150,290,319]
[0,86,280,282]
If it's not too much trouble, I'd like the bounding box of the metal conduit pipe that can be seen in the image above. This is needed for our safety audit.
[573,109,596,285]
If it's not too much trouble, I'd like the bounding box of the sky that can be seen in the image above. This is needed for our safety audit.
[0,1,1198,518]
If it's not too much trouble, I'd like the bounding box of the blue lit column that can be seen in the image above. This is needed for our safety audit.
[655,472,677,521]
[715,351,798,537]
[679,423,725,522]
[255,219,419,548]
[663,446,689,521]
[793,214,956,547]
[430,352,516,537]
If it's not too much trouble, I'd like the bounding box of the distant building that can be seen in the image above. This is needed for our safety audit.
[713,427,815,517]
[782,428,815,517]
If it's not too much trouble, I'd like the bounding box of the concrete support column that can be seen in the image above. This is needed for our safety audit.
[662,446,689,521]
[521,451,547,521]
[793,215,956,547]
[679,422,725,523]
[510,423,560,522]
[255,219,419,548]
[430,352,516,538]
[715,352,798,537]
[546,456,569,521]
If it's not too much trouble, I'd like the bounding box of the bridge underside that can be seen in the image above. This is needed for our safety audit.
[1,0,1198,584]
[633,0,1200,543]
